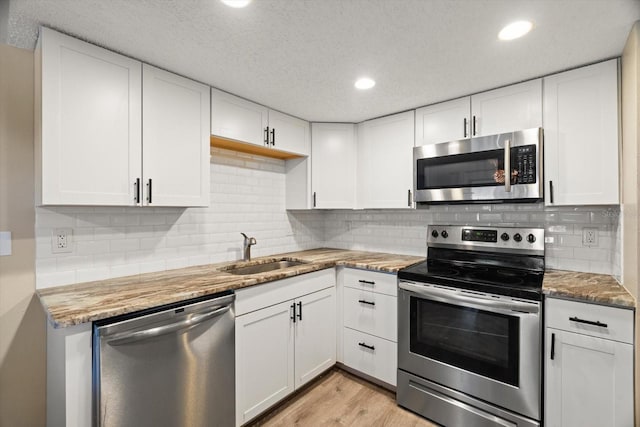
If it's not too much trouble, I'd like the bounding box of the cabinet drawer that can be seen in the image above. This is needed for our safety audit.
[546,297,634,344]
[343,287,396,341]
[343,268,397,297]
[235,269,335,316]
[343,327,397,386]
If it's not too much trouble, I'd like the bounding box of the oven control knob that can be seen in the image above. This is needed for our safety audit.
[501,233,510,241]
[513,233,522,242]
[527,233,536,243]
[441,230,448,239]
[431,230,438,238]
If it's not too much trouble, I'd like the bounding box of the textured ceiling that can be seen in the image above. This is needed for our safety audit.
[5,0,640,122]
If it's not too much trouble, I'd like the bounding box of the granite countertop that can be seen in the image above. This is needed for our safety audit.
[543,270,636,309]
[37,248,423,328]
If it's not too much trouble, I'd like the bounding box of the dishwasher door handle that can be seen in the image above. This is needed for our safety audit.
[107,304,231,346]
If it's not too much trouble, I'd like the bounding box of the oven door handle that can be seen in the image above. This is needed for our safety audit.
[399,281,539,314]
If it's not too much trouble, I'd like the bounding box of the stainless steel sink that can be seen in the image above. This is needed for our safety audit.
[221,259,309,275]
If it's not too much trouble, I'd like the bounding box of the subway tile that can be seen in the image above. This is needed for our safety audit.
[37,271,76,289]
[76,267,110,283]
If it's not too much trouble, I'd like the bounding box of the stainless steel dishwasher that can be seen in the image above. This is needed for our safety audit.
[92,291,235,427]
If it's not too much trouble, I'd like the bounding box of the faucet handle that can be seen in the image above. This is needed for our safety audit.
[240,232,248,241]
[249,237,257,245]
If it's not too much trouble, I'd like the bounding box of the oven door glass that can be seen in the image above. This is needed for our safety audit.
[409,296,519,386]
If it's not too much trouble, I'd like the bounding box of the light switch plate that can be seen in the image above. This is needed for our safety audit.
[0,231,12,256]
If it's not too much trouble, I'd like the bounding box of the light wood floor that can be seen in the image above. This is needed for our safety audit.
[249,368,438,427]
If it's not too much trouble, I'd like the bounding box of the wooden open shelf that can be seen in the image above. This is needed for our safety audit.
[210,135,303,160]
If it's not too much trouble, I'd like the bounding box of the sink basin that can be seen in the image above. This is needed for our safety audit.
[222,259,309,275]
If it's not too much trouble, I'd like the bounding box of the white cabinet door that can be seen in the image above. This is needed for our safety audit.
[142,65,210,207]
[415,97,470,146]
[311,123,357,208]
[235,300,295,426]
[37,27,142,205]
[358,111,415,208]
[545,328,633,427]
[470,79,542,137]
[268,110,310,156]
[294,287,336,388]
[543,60,619,206]
[211,87,268,147]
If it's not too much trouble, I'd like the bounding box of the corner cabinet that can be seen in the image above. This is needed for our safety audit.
[543,59,620,206]
[235,270,336,426]
[357,111,415,208]
[311,123,357,209]
[415,79,542,146]
[210,88,310,157]
[35,27,210,207]
[544,297,634,427]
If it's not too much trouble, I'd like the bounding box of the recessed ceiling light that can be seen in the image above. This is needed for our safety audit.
[498,20,533,41]
[221,0,252,8]
[355,77,375,90]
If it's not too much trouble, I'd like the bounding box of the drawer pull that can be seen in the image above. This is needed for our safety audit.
[550,333,555,360]
[358,342,375,351]
[358,299,375,306]
[569,316,608,328]
[358,280,375,285]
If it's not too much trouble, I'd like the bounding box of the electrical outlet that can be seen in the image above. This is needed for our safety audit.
[582,227,598,247]
[52,228,73,253]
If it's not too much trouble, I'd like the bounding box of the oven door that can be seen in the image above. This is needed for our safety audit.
[413,127,542,203]
[398,281,541,420]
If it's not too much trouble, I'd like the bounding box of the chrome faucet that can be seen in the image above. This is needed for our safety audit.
[240,233,257,261]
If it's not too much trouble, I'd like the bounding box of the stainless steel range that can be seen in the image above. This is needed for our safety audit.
[397,225,545,427]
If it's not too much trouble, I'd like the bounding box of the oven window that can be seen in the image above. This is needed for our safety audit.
[410,297,519,386]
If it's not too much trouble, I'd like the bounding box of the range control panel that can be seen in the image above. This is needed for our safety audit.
[428,225,545,254]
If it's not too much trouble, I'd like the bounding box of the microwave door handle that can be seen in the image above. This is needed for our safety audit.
[504,139,511,192]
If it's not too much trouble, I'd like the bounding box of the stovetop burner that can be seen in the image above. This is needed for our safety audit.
[398,225,545,301]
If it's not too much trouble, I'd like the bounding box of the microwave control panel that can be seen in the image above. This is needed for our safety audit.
[513,145,536,184]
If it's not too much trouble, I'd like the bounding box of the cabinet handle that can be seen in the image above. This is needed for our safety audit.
[270,128,276,146]
[463,117,468,138]
[407,189,412,207]
[313,192,317,208]
[135,178,140,204]
[264,126,269,146]
[358,299,375,306]
[297,301,302,321]
[147,179,152,204]
[290,303,296,323]
[569,316,608,328]
[550,333,555,360]
[472,115,477,136]
[358,342,375,351]
[549,180,554,204]
[358,280,375,285]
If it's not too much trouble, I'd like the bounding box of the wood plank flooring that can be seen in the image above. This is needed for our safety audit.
[248,368,437,427]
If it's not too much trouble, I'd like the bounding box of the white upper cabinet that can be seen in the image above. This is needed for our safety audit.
[210,88,310,156]
[358,111,415,209]
[36,27,142,206]
[543,59,619,206]
[210,87,268,147]
[415,97,471,146]
[268,110,310,155]
[311,123,357,209]
[142,64,210,207]
[36,28,210,207]
[470,79,542,137]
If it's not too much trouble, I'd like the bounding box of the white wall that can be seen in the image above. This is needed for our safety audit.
[35,148,324,289]
[35,150,622,289]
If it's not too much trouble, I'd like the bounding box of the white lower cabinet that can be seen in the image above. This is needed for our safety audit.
[339,268,398,387]
[235,271,336,426]
[544,298,634,427]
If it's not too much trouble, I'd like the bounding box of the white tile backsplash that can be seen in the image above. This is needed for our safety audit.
[35,148,622,289]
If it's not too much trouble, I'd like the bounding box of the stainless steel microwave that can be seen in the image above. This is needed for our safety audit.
[413,128,543,204]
